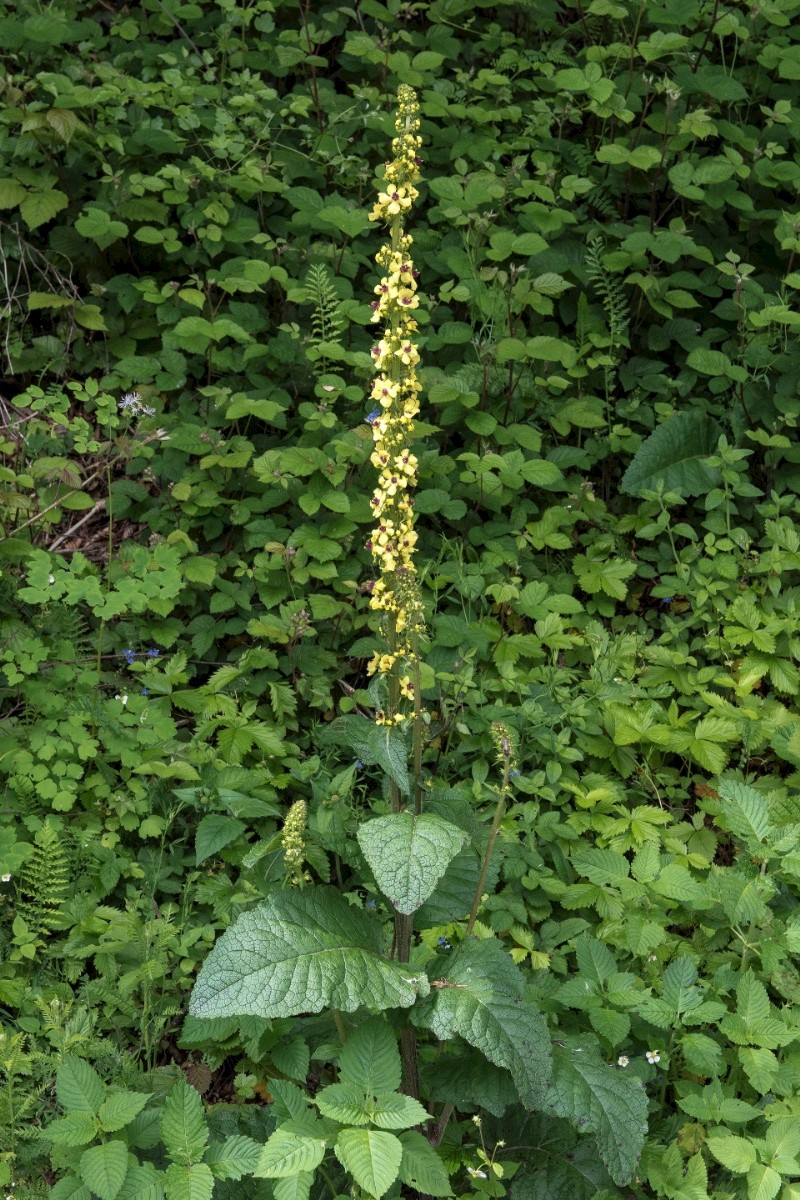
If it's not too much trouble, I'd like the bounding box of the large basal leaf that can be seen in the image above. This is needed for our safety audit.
[189,889,426,1020]
[542,1042,648,1185]
[620,412,721,497]
[358,812,467,914]
[335,1128,403,1199]
[317,716,410,794]
[161,1080,209,1165]
[79,1141,129,1200]
[504,1113,617,1200]
[416,939,551,1110]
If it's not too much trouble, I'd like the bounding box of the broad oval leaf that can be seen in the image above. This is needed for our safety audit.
[542,1042,648,1185]
[357,813,467,914]
[620,412,722,497]
[416,939,551,1110]
[189,888,427,1020]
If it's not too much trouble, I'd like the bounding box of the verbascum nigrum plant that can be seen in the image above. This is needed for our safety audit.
[186,85,649,1200]
[365,83,426,730]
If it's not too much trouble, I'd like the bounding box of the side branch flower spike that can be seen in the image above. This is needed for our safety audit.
[365,85,425,726]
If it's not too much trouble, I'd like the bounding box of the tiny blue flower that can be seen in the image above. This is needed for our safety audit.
[122,648,136,663]
[147,648,160,657]
[141,688,149,696]
[509,768,521,778]
[661,597,673,605]
[437,936,451,949]
[367,899,376,908]
[366,410,380,424]
[355,760,364,770]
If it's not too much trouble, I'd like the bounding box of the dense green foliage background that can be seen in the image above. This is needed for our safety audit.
[3,0,800,1197]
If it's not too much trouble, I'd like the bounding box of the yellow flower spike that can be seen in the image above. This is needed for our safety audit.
[362,85,427,728]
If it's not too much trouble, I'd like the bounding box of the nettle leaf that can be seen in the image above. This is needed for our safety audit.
[116,1163,164,1200]
[98,1091,152,1133]
[57,1056,104,1115]
[620,412,722,497]
[542,1042,648,1185]
[161,1080,209,1165]
[357,812,467,914]
[316,1084,427,1130]
[79,1141,129,1200]
[205,1134,262,1180]
[339,1017,402,1094]
[335,1128,403,1199]
[398,1131,452,1196]
[163,1162,214,1200]
[255,1115,334,1177]
[189,889,426,1020]
[315,1083,373,1126]
[49,1178,94,1200]
[317,716,410,794]
[42,1111,97,1146]
[274,1172,315,1200]
[416,938,551,1110]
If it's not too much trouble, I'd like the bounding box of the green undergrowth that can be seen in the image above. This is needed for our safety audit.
[2,1,800,1198]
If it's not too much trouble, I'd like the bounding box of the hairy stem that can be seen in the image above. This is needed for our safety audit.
[466,760,511,936]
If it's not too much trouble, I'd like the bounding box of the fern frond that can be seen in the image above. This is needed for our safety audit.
[303,263,344,374]
[585,236,630,345]
[16,818,71,936]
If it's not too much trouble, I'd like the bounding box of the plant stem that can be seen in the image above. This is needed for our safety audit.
[466,760,511,937]
[412,633,423,816]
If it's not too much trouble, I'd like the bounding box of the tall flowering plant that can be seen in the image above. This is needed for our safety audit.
[188,83,646,1199]
[365,84,425,733]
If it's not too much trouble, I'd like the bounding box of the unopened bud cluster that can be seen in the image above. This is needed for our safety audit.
[281,799,311,887]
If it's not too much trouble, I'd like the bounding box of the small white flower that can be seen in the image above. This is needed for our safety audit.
[617,1055,629,1067]
[114,693,128,705]
[1,873,11,882]
[467,1168,488,1179]
[118,391,155,418]
[48,574,55,584]
[648,954,658,962]
[646,1049,661,1065]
